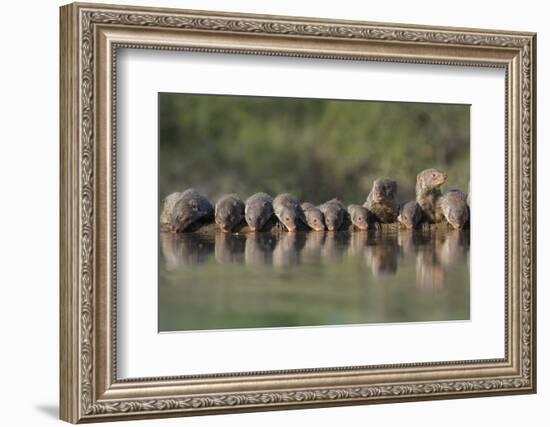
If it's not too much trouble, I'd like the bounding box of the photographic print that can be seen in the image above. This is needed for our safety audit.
[158,94,471,332]
[60,4,536,421]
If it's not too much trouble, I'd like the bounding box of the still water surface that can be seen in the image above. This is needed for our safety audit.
[159,229,470,332]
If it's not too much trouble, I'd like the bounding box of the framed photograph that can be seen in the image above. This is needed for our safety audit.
[60,2,537,423]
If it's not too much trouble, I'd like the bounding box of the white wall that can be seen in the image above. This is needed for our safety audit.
[0,0,546,426]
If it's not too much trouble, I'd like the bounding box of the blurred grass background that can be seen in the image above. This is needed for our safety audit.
[159,93,469,205]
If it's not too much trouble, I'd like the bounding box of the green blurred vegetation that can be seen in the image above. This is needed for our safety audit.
[159,94,469,204]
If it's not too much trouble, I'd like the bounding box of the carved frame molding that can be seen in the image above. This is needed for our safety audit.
[60,2,536,423]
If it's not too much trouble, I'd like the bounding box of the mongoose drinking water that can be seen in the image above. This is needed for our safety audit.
[440,189,470,230]
[397,200,422,229]
[215,194,245,233]
[415,168,447,223]
[319,199,346,231]
[167,189,214,233]
[363,178,398,224]
[160,192,183,232]
[244,192,274,232]
[347,204,369,230]
[273,193,305,232]
[301,202,325,231]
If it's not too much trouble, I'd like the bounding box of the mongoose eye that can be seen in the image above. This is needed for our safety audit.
[313,219,317,223]
[432,173,436,178]
[285,217,290,222]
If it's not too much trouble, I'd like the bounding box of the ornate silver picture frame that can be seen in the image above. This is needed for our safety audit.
[60,2,536,423]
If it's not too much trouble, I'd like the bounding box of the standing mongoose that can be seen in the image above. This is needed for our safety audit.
[215,194,245,233]
[160,192,183,232]
[319,199,346,231]
[397,200,422,229]
[363,178,398,224]
[440,189,470,230]
[415,168,448,223]
[244,192,274,232]
[168,189,214,233]
[301,202,326,231]
[273,193,305,232]
[347,204,369,231]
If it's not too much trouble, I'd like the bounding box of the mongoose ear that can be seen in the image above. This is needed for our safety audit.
[262,201,269,208]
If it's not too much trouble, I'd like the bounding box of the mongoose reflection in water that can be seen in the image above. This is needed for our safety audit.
[169,189,214,233]
[347,231,369,257]
[244,233,276,267]
[440,190,470,230]
[397,200,422,229]
[364,178,398,226]
[301,202,326,231]
[273,193,305,232]
[416,238,446,290]
[244,192,274,232]
[320,231,350,262]
[301,231,326,261]
[214,232,246,264]
[319,199,346,231]
[415,168,447,224]
[437,228,470,267]
[364,232,398,276]
[273,232,301,268]
[347,204,369,231]
[160,232,213,269]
